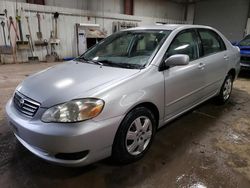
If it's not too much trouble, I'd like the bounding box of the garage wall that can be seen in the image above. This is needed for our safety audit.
[3,0,26,2]
[186,4,195,24]
[6,0,186,20]
[194,0,250,41]
[45,0,124,14]
[0,1,189,63]
[4,0,123,13]
[134,0,185,20]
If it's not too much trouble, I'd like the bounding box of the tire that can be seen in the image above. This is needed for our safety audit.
[215,74,233,104]
[112,107,157,164]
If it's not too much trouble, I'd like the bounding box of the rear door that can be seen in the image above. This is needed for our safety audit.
[196,29,228,97]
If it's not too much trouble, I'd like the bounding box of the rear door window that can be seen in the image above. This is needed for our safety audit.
[198,29,226,56]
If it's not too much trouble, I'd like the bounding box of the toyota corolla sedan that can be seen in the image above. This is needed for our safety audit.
[6,24,240,167]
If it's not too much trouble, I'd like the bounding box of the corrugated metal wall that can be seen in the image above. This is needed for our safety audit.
[194,0,250,41]
[0,1,189,63]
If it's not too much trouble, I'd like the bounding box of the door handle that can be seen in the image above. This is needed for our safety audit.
[198,63,205,69]
[224,55,229,60]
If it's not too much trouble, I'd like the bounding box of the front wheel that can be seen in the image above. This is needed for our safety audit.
[112,107,156,164]
[215,74,233,104]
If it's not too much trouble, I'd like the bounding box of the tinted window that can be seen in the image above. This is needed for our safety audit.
[167,31,198,61]
[198,29,226,56]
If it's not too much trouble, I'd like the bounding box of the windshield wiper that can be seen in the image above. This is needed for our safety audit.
[75,58,142,69]
[97,60,142,69]
[89,60,103,66]
[75,56,103,66]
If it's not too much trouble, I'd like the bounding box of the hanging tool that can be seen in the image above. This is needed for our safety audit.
[51,43,59,60]
[45,39,51,61]
[44,39,55,62]
[36,12,42,40]
[1,21,7,46]
[2,10,17,63]
[16,10,29,49]
[26,34,39,62]
[25,16,34,51]
[34,12,47,46]
[0,21,12,54]
[47,12,60,61]
[4,9,11,45]
[9,16,19,40]
[16,15,22,41]
[49,12,60,44]
[54,12,59,40]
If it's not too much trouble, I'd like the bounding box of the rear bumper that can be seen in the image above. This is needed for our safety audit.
[5,99,124,167]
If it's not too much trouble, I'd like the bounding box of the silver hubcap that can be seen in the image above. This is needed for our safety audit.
[223,78,232,100]
[125,116,152,155]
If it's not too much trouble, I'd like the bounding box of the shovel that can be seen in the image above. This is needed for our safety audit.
[26,34,39,62]
[35,12,47,46]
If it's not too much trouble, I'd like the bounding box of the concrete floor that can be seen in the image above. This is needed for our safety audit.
[0,62,250,188]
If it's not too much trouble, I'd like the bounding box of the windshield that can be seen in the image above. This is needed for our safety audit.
[78,30,171,69]
[239,35,250,46]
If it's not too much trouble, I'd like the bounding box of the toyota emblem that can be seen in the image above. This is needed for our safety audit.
[19,98,25,107]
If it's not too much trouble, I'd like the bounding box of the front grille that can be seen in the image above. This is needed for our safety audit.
[241,56,250,64]
[13,92,40,117]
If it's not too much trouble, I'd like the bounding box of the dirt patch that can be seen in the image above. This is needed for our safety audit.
[216,117,250,181]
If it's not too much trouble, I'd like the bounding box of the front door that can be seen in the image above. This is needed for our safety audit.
[163,30,205,120]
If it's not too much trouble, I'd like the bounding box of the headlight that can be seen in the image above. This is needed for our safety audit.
[41,98,104,123]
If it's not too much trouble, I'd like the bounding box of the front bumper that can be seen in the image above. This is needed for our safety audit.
[240,62,250,69]
[5,99,124,167]
[240,55,250,69]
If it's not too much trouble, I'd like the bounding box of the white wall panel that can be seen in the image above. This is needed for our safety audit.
[7,0,185,19]
[45,0,88,10]
[45,0,123,13]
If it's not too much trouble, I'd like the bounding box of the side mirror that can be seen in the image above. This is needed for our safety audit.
[165,54,189,66]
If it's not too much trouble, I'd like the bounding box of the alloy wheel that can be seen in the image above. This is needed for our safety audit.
[223,77,232,100]
[125,116,153,155]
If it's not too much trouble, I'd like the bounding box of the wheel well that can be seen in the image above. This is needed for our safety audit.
[228,69,236,80]
[132,102,160,127]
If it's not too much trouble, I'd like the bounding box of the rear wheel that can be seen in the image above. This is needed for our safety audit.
[112,107,156,164]
[216,74,233,104]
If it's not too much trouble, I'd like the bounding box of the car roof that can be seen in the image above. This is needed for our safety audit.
[125,24,214,31]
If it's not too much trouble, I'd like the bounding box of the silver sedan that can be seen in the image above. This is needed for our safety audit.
[6,24,240,166]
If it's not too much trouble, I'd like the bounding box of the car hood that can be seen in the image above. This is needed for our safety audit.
[17,61,140,107]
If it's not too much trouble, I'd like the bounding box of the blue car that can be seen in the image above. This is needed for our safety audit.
[234,35,250,69]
